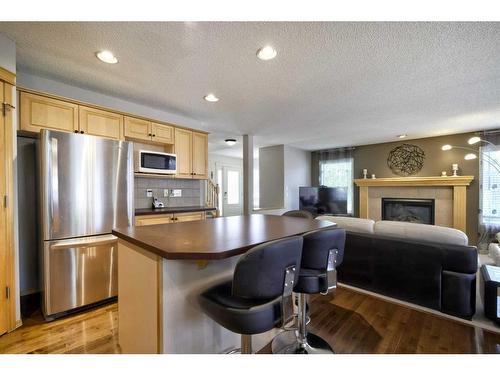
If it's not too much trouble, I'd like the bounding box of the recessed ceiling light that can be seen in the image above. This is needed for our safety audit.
[464,153,477,160]
[397,134,407,139]
[256,45,277,61]
[441,145,452,151]
[225,139,236,146]
[96,50,118,64]
[204,93,219,102]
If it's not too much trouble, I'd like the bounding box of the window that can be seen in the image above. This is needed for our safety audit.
[319,158,354,214]
[480,145,500,225]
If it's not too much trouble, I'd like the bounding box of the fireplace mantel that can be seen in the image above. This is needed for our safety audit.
[354,176,474,187]
[353,176,474,233]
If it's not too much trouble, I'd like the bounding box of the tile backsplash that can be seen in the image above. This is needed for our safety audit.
[135,177,203,209]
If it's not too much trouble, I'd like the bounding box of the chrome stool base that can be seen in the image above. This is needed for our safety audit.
[272,330,334,354]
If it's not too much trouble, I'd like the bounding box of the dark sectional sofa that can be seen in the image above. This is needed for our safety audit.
[318,217,478,319]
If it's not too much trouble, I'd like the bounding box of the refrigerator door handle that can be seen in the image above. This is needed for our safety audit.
[49,136,60,233]
[49,234,118,250]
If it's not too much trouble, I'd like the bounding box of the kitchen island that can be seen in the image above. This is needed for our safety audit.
[112,214,335,354]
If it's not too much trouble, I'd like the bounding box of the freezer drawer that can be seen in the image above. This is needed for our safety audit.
[43,234,118,317]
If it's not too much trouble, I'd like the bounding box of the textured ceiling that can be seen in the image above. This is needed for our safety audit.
[1,22,500,158]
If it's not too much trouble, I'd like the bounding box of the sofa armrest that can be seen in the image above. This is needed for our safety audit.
[441,270,476,319]
[441,245,478,274]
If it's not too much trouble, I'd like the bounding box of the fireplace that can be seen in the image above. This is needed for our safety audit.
[382,198,435,225]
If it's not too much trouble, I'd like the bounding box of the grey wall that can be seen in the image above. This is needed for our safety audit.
[17,71,202,130]
[284,146,311,210]
[353,132,479,243]
[135,177,202,209]
[0,33,16,73]
[258,145,311,210]
[312,131,480,243]
[258,145,285,209]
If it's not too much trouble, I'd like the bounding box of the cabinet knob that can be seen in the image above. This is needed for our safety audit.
[74,130,78,133]
[152,134,156,137]
[148,133,152,136]
[80,131,84,134]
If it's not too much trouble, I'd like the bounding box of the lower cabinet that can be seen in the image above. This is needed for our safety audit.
[135,211,206,226]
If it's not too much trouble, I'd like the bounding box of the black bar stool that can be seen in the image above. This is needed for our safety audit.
[198,236,303,354]
[272,227,346,354]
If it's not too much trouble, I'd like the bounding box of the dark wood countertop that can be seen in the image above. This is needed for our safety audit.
[113,214,336,260]
[135,206,216,216]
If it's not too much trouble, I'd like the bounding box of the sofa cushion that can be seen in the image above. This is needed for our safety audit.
[374,221,468,246]
[316,216,375,234]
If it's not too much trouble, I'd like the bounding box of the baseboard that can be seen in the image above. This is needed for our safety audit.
[338,282,500,335]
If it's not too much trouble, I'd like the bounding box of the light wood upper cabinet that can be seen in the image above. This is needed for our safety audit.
[175,128,193,178]
[20,92,78,133]
[151,122,174,144]
[124,117,174,145]
[124,116,151,142]
[192,132,208,179]
[18,91,208,177]
[79,106,124,140]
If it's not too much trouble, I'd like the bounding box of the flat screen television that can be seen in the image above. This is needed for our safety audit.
[299,186,348,216]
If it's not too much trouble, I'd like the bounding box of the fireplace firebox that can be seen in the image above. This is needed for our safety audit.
[381,198,435,225]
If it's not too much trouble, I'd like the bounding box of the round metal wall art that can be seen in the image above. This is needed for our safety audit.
[387,143,425,176]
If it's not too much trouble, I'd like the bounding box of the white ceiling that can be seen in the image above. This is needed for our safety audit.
[1,22,500,158]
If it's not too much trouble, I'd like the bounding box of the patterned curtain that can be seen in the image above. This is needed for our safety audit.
[313,147,355,215]
[478,129,500,252]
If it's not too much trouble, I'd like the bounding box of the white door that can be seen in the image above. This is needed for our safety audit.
[221,165,243,216]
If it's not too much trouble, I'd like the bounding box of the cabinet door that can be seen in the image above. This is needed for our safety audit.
[173,212,205,222]
[135,214,173,226]
[79,106,124,140]
[151,122,174,144]
[124,116,151,142]
[20,92,78,133]
[174,128,193,178]
[192,132,208,179]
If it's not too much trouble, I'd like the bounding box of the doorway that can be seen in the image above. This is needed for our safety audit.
[217,165,243,217]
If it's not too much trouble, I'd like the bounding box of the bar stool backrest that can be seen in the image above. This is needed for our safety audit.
[301,228,346,270]
[232,236,303,300]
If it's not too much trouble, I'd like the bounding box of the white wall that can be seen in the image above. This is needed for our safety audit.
[208,153,243,181]
[17,71,203,130]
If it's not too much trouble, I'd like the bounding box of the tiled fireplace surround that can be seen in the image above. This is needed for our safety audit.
[354,176,474,234]
[368,187,452,227]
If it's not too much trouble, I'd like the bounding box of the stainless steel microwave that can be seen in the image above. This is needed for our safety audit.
[135,150,177,174]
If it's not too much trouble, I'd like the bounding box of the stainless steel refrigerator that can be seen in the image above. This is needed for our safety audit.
[39,130,133,318]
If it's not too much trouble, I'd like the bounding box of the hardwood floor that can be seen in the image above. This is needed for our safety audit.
[0,303,119,354]
[1,287,499,354]
[307,288,500,354]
